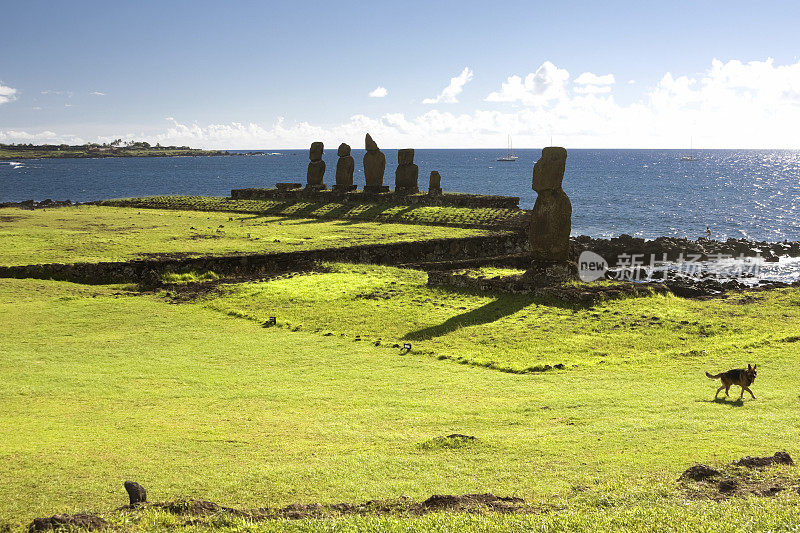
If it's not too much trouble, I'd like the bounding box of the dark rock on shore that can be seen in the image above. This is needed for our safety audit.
[572,234,800,262]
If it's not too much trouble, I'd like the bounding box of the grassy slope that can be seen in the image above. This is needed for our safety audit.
[0,206,487,265]
[1,277,800,528]
[201,263,800,372]
[98,196,529,229]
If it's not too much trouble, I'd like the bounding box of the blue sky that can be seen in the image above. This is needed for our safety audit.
[2,0,800,148]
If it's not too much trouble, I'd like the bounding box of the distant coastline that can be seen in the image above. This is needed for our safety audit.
[0,142,235,160]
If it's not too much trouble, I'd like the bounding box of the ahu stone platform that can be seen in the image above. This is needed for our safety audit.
[230,187,520,209]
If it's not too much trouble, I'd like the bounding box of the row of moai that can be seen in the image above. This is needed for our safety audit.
[306,133,442,194]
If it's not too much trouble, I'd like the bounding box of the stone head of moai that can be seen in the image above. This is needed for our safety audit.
[529,146,571,263]
[309,141,324,161]
[363,133,386,190]
[398,148,414,165]
[428,170,442,195]
[306,141,326,188]
[532,146,567,193]
[365,133,379,152]
[429,171,441,189]
[395,148,419,192]
[334,142,355,189]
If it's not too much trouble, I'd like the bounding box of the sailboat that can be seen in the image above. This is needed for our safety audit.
[497,135,519,161]
[680,137,698,161]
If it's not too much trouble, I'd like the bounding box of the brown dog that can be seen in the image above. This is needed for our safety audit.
[706,364,757,400]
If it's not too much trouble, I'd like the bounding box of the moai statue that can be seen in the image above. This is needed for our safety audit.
[306,142,326,189]
[363,133,388,193]
[394,148,419,194]
[530,146,571,261]
[333,143,356,192]
[523,147,577,286]
[428,171,442,195]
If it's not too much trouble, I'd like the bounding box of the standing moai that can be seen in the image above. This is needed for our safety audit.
[428,171,442,195]
[333,143,356,192]
[530,146,572,262]
[522,146,577,286]
[306,142,326,189]
[394,149,419,194]
[363,133,388,193]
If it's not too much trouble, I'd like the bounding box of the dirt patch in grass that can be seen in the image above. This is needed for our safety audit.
[679,452,799,500]
[137,493,535,522]
[416,434,480,450]
[29,513,107,531]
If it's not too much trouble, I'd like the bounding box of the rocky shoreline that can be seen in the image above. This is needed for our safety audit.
[572,234,800,262]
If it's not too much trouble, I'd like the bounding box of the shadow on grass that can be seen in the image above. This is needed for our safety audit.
[698,397,745,408]
[403,294,536,341]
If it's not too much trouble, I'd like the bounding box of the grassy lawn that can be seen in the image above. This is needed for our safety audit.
[200,263,800,373]
[0,206,488,266]
[1,277,800,530]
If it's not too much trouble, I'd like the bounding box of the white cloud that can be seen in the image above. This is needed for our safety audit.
[0,129,86,144]
[5,57,800,149]
[91,91,106,96]
[41,90,73,97]
[574,85,612,94]
[368,86,387,98]
[574,72,615,85]
[0,82,17,104]
[485,61,570,106]
[422,67,474,104]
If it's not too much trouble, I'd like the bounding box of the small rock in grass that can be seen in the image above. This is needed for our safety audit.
[124,480,147,506]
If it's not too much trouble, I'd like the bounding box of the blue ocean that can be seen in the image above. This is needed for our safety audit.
[2,149,799,241]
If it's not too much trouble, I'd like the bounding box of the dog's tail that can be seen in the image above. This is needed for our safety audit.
[706,371,722,379]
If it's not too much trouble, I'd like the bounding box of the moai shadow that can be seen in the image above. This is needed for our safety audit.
[363,133,388,194]
[395,148,419,194]
[333,143,356,192]
[306,142,327,190]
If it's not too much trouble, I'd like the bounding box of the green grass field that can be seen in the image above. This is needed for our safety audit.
[1,209,800,531]
[0,206,488,265]
[2,275,800,530]
[199,263,800,373]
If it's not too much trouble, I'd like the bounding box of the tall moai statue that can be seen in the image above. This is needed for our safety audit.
[363,133,388,193]
[530,146,572,262]
[428,171,442,195]
[306,142,326,189]
[333,143,356,192]
[394,148,419,194]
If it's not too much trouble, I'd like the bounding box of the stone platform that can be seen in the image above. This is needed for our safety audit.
[230,187,520,209]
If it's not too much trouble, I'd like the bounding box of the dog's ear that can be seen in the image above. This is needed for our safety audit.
[753,364,757,370]
[748,363,752,370]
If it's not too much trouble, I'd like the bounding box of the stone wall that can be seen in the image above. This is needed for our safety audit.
[0,233,528,285]
[230,188,520,209]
